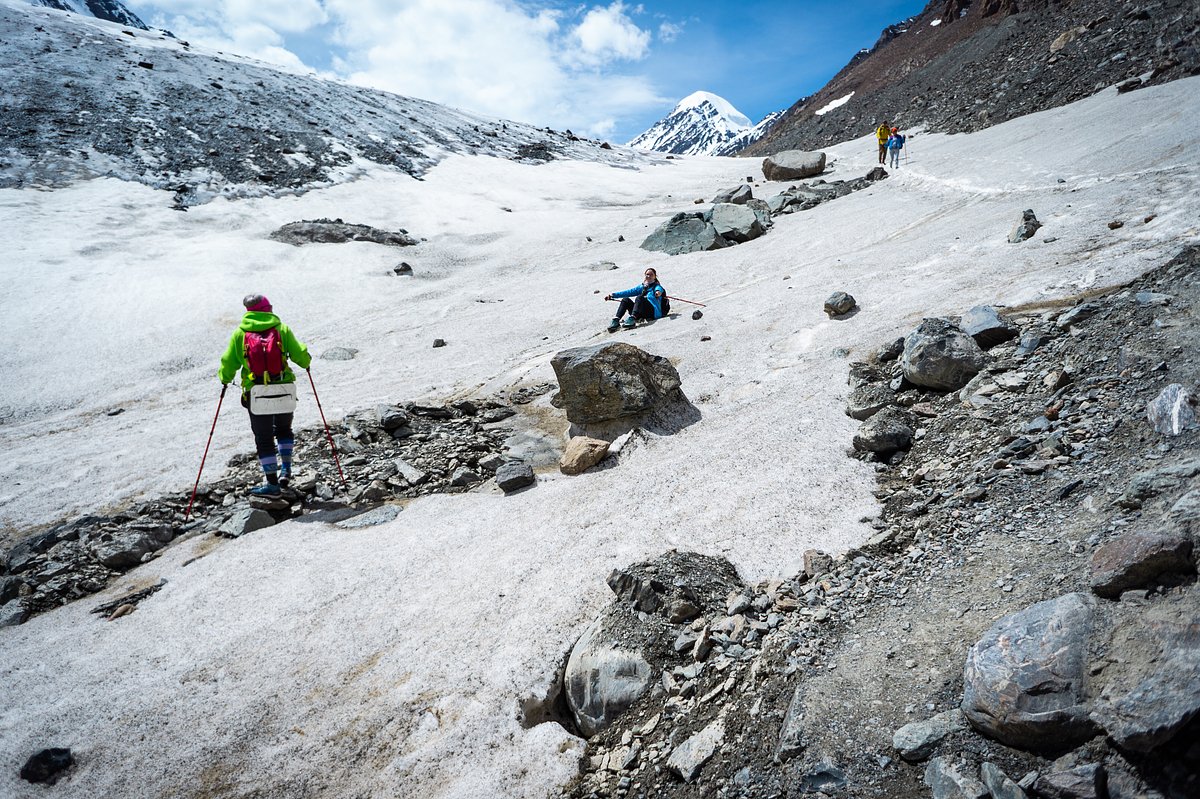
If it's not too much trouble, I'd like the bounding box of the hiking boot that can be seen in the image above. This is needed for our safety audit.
[607,317,620,333]
[278,467,292,488]
[250,483,282,498]
[621,316,637,329]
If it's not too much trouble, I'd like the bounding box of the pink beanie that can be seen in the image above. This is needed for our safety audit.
[243,294,272,313]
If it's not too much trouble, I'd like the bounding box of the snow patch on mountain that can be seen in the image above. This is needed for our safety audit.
[814,91,855,116]
[26,0,147,29]
[627,91,779,157]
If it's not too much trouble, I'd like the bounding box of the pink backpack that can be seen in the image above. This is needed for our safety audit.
[244,328,285,379]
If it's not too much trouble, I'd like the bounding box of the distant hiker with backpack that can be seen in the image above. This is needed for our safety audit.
[218,294,311,497]
[875,121,891,164]
[606,268,669,331]
[887,127,905,169]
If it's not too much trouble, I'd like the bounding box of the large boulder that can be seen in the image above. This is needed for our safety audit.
[640,212,729,255]
[762,150,826,181]
[1145,383,1197,436]
[89,531,155,569]
[901,318,987,391]
[852,406,914,455]
[961,593,1099,750]
[563,616,653,738]
[1089,532,1194,598]
[1008,209,1042,243]
[550,342,684,425]
[710,202,765,243]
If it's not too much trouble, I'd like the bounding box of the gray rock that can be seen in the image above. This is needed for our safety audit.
[564,616,653,737]
[960,305,1019,348]
[336,505,401,528]
[1089,532,1194,598]
[1117,458,1200,508]
[775,686,806,763]
[607,569,663,614]
[495,462,535,492]
[711,184,752,205]
[270,219,417,247]
[893,708,967,762]
[1090,587,1200,752]
[852,406,914,455]
[393,459,428,486]
[1008,209,1042,243]
[449,467,479,486]
[320,347,358,361]
[0,575,23,604]
[667,719,724,782]
[901,318,987,391]
[1169,489,1200,534]
[745,197,773,230]
[1145,383,1197,436]
[0,598,28,627]
[962,593,1099,750]
[762,150,826,181]
[1033,764,1105,799]
[1015,333,1043,357]
[432,338,447,348]
[640,212,729,255]
[217,508,276,539]
[89,531,155,568]
[824,291,857,317]
[1055,302,1102,330]
[710,202,764,243]
[377,405,410,431]
[803,549,833,579]
[980,762,1028,799]
[865,166,889,181]
[393,262,413,275]
[1134,291,1172,306]
[846,383,895,420]
[5,530,63,574]
[924,757,989,799]
[585,260,619,271]
[550,342,684,425]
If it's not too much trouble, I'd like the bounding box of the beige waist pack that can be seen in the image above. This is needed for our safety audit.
[249,382,298,415]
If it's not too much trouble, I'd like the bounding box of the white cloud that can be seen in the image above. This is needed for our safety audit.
[570,2,650,66]
[657,21,681,43]
[128,1,666,138]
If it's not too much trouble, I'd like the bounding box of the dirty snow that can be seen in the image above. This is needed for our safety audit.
[0,77,1198,798]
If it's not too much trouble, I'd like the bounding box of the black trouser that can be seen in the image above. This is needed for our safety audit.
[247,409,294,456]
[616,296,655,320]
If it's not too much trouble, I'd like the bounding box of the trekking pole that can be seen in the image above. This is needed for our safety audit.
[306,369,348,490]
[666,295,706,307]
[185,384,227,522]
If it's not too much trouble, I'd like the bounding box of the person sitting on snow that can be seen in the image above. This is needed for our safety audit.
[218,294,311,497]
[605,268,669,331]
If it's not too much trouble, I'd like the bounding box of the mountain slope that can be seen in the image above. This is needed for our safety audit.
[745,0,1199,154]
[27,0,147,29]
[0,0,641,205]
[628,91,778,156]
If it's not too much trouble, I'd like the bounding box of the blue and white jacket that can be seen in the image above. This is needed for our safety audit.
[887,134,905,150]
[612,281,667,318]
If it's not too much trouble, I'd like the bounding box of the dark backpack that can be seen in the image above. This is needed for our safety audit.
[244,328,285,379]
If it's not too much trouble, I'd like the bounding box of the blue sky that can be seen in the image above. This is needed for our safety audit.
[125,1,926,142]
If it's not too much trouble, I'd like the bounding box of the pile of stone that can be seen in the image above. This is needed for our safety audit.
[564,245,1200,799]
[0,397,523,626]
[269,218,418,247]
[640,167,888,256]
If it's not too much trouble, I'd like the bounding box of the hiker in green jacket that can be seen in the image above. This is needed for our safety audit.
[218,294,311,497]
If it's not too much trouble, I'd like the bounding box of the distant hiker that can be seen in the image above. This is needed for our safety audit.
[605,268,669,331]
[875,121,891,164]
[887,127,905,169]
[218,294,312,497]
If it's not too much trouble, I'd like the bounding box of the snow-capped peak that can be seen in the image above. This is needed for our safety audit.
[675,91,752,128]
[628,91,777,157]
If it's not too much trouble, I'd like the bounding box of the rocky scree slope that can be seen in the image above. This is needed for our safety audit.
[28,0,148,30]
[0,2,640,205]
[559,246,1199,799]
[744,0,1200,155]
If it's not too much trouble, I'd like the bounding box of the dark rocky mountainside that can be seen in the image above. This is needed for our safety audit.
[0,3,636,205]
[745,0,1199,154]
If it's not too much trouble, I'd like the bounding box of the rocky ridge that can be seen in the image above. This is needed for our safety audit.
[0,3,644,205]
[558,245,1199,799]
[744,0,1199,155]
